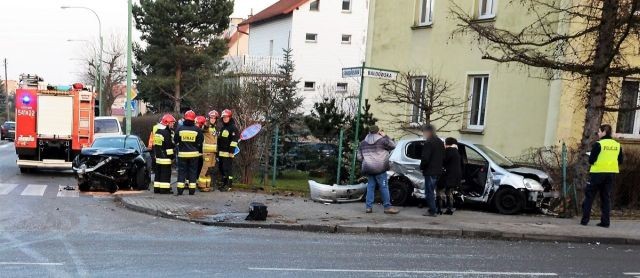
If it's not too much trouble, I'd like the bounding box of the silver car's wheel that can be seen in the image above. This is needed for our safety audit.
[494,188,524,215]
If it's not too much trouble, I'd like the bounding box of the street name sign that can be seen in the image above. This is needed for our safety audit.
[341,67,363,78]
[363,68,398,80]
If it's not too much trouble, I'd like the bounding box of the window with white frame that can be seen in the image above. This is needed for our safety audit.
[304,81,316,91]
[418,0,434,25]
[616,80,640,137]
[467,75,489,129]
[336,82,348,92]
[342,0,351,12]
[341,34,352,44]
[411,77,427,124]
[305,33,318,42]
[478,0,495,19]
[310,0,319,11]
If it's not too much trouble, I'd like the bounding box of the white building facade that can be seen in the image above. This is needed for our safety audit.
[240,0,369,112]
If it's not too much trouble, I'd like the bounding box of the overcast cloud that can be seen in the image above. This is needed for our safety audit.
[0,0,276,84]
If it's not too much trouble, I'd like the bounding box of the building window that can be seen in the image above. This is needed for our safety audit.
[304,81,316,91]
[342,0,351,12]
[336,82,348,92]
[305,33,318,42]
[616,80,640,137]
[477,0,495,19]
[411,77,427,124]
[341,34,352,44]
[310,0,319,11]
[467,75,489,129]
[418,0,434,25]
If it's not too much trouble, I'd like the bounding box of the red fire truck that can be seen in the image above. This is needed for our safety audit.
[14,74,95,172]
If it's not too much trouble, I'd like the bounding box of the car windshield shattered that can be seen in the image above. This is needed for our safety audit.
[474,144,515,168]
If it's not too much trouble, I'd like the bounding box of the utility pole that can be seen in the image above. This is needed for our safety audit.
[3,58,9,121]
[125,0,133,135]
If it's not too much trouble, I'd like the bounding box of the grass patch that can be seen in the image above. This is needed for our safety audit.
[234,170,312,195]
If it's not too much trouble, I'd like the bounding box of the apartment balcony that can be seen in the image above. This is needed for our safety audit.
[223,55,284,76]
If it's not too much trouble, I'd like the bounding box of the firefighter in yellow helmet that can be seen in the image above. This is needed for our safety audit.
[197,110,219,192]
[581,124,624,228]
[152,114,176,194]
[174,110,204,195]
[217,109,238,191]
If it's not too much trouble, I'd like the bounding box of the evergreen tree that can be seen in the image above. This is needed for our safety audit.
[304,97,347,143]
[132,0,233,113]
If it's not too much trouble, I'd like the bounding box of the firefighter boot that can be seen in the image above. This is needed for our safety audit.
[219,177,228,192]
[188,183,197,195]
[197,177,212,192]
[177,182,185,196]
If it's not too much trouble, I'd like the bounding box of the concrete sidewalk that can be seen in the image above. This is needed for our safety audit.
[116,190,640,245]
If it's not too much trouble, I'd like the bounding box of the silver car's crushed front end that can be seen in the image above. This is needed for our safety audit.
[308,180,366,203]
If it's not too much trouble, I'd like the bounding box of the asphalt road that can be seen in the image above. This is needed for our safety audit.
[0,140,639,278]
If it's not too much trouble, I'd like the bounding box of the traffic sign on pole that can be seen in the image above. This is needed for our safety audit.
[342,67,363,78]
[363,67,398,80]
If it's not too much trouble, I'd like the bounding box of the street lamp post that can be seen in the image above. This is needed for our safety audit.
[126,0,133,135]
[61,6,104,116]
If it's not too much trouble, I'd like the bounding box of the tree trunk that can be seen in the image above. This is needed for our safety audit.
[573,0,618,205]
[174,63,182,113]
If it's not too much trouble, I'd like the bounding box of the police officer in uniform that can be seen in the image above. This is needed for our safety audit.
[152,114,176,194]
[174,110,204,195]
[217,109,238,191]
[197,110,219,192]
[581,124,623,228]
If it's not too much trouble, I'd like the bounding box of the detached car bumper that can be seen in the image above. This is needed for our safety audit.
[308,180,366,203]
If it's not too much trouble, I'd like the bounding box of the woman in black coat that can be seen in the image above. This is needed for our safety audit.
[438,137,462,215]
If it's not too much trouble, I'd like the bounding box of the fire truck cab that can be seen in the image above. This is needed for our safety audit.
[14,74,95,172]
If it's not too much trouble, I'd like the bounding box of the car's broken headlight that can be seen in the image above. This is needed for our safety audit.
[523,178,543,191]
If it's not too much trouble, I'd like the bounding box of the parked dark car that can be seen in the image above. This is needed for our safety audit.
[72,135,152,193]
[284,143,338,170]
[1,121,15,141]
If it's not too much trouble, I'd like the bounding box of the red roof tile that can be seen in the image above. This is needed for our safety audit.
[239,0,310,26]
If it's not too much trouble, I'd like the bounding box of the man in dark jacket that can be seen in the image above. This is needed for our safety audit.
[357,125,399,214]
[420,124,444,217]
[439,137,462,215]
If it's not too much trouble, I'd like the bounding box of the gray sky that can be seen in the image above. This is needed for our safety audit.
[0,0,276,84]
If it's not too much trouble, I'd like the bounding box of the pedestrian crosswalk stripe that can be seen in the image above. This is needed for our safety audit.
[56,185,79,198]
[0,184,18,195]
[21,184,48,196]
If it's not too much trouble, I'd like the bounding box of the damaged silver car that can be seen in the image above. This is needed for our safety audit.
[388,139,556,214]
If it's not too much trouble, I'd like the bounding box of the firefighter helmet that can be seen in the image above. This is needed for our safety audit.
[195,116,206,127]
[208,110,220,119]
[160,114,176,125]
[221,109,232,118]
[184,110,196,121]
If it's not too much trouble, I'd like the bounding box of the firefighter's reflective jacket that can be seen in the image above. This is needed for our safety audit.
[174,121,204,158]
[153,124,175,159]
[202,126,218,154]
[217,121,238,158]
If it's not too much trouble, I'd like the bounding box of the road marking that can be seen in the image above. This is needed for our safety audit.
[0,184,18,195]
[57,185,79,198]
[248,268,558,276]
[20,184,48,196]
[623,273,640,277]
[0,262,64,266]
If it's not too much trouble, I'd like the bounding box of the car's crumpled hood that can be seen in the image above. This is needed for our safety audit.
[80,148,138,156]
[507,167,550,181]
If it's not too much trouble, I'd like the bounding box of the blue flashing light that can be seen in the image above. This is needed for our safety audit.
[22,95,31,104]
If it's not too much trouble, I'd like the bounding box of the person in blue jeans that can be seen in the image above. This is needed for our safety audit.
[420,124,444,217]
[357,125,399,214]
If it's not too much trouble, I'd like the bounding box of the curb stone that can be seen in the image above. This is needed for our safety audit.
[115,196,640,245]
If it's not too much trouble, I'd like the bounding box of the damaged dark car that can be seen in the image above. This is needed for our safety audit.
[72,135,152,193]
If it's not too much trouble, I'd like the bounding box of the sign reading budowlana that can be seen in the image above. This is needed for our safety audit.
[341,66,398,80]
